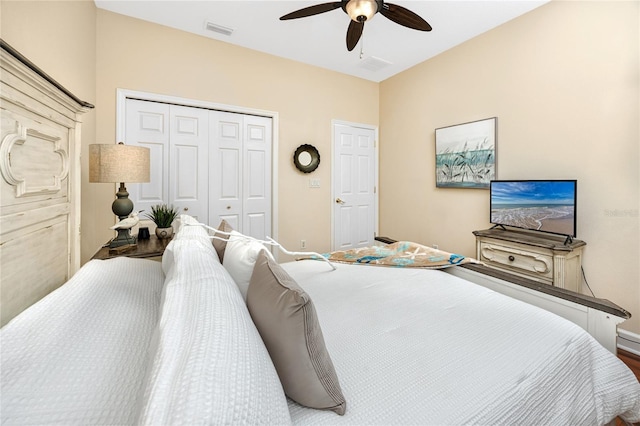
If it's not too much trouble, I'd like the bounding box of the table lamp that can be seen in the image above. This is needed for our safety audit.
[89,142,150,248]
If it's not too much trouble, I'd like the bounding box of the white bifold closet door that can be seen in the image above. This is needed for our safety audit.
[209,111,272,240]
[125,99,209,221]
[125,99,271,239]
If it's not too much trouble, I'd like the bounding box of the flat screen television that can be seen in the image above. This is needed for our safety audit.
[490,180,577,239]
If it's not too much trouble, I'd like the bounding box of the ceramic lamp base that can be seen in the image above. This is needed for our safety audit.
[109,229,136,248]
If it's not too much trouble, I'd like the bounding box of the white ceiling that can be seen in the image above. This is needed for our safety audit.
[94,0,549,82]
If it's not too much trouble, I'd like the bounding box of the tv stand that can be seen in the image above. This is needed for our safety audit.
[473,228,586,292]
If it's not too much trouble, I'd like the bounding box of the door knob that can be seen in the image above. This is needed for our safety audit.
[227,205,231,210]
[335,198,345,204]
[183,207,189,211]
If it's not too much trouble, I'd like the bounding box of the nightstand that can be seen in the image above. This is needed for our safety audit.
[91,235,172,261]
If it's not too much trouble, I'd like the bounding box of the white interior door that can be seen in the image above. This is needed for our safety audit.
[332,122,377,250]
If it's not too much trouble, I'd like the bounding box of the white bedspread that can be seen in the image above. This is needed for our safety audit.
[1,258,164,425]
[137,238,291,425]
[282,261,640,425]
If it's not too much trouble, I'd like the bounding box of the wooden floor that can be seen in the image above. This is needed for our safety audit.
[619,348,640,382]
[616,349,640,426]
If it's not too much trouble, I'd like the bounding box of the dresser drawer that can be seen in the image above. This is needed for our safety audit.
[479,242,554,281]
[474,229,586,292]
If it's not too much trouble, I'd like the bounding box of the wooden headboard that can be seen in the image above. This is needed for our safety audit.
[0,40,93,326]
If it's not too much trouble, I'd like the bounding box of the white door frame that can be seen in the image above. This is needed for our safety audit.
[330,119,379,251]
[116,88,279,251]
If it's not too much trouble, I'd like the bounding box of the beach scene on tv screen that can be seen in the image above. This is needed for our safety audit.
[491,181,576,236]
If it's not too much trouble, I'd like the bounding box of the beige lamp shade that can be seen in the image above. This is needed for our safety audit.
[89,143,150,183]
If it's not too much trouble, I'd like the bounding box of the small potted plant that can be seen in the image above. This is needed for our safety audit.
[145,204,179,239]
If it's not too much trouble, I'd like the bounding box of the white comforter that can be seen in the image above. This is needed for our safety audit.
[1,257,165,425]
[2,224,639,425]
[282,260,640,425]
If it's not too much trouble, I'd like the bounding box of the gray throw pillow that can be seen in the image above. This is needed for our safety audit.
[247,250,346,415]
[212,219,233,262]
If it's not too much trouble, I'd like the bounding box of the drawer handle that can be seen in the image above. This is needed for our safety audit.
[508,255,515,262]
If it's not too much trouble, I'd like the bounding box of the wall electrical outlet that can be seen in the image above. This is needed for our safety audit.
[432,244,439,249]
[301,240,307,249]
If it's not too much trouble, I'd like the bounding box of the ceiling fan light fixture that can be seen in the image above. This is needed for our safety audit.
[346,0,377,22]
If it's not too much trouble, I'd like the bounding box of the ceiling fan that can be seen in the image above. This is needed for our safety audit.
[280,0,432,52]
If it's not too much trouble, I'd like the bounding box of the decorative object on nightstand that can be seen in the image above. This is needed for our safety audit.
[89,142,150,248]
[138,227,150,240]
[110,210,142,232]
[145,204,179,239]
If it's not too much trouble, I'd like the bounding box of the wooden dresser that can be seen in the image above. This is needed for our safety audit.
[473,228,586,292]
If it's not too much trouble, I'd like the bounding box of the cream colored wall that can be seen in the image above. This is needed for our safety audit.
[0,0,98,263]
[93,10,379,262]
[379,1,640,333]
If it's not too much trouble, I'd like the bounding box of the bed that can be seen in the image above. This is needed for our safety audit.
[0,39,93,327]
[1,40,639,425]
[2,215,639,425]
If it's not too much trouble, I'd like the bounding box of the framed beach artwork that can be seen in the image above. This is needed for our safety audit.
[435,117,497,189]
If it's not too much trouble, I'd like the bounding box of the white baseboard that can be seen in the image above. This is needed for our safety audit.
[618,328,640,356]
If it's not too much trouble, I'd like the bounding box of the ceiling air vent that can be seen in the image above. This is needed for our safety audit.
[358,56,392,72]
[204,21,234,36]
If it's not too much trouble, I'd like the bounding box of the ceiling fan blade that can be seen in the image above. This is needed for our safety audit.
[280,2,343,20]
[346,20,364,51]
[380,2,432,31]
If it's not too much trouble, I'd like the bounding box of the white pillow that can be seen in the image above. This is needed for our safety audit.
[163,215,220,275]
[174,215,220,256]
[223,230,274,299]
[138,238,291,425]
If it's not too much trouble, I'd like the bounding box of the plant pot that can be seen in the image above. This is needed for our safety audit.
[155,227,174,239]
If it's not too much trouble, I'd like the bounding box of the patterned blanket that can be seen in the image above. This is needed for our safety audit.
[311,241,478,269]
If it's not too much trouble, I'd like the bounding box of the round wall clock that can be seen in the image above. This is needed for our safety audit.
[293,144,320,173]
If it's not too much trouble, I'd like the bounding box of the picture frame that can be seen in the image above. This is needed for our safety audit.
[435,117,497,189]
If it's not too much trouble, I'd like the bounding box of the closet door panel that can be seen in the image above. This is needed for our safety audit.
[220,149,240,199]
[173,145,198,198]
[126,99,170,215]
[139,142,166,204]
[209,111,243,229]
[219,214,240,231]
[246,212,267,241]
[243,116,271,240]
[170,106,208,222]
[246,150,266,198]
